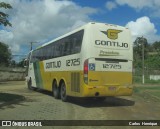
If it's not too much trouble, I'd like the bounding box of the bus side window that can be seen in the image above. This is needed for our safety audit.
[75,32,83,53]
[67,37,72,55]
[55,43,60,57]
[70,31,83,54]
[51,45,55,58]
[48,45,52,59]
[43,46,47,60]
[75,39,81,52]
[46,46,50,59]
[31,50,38,62]
[46,46,49,59]
[29,29,84,61]
[64,41,71,55]
[36,49,40,61]
[71,38,76,54]
[39,49,43,61]
[59,39,65,56]
[41,48,45,60]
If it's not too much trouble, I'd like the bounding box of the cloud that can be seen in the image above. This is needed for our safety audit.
[106,0,160,17]
[105,1,117,10]
[104,0,160,42]
[126,16,160,43]
[0,0,97,54]
[116,0,153,10]
[0,30,20,52]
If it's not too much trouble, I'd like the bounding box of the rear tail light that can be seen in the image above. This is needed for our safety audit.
[83,59,88,84]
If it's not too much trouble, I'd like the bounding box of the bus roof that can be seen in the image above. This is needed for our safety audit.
[34,22,129,50]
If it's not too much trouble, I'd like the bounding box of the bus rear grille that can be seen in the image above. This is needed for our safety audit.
[71,72,80,92]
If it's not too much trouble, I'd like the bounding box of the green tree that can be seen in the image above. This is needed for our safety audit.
[10,60,16,67]
[0,2,12,27]
[133,37,149,68]
[146,41,160,69]
[0,42,11,66]
[152,41,160,55]
[145,55,160,69]
[17,59,26,67]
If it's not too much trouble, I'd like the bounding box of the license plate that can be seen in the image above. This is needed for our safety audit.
[109,86,116,91]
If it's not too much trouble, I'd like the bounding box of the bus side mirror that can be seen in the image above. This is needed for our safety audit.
[24,59,28,68]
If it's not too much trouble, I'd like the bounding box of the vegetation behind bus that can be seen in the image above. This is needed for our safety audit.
[133,39,160,84]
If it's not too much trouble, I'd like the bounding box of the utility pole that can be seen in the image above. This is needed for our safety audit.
[142,37,145,84]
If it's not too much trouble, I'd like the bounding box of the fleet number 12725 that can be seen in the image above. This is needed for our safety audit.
[103,64,121,69]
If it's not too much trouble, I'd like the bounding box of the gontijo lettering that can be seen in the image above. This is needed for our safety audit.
[95,40,129,48]
[46,61,61,69]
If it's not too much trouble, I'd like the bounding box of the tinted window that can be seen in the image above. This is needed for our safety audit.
[30,50,38,63]
[30,30,84,62]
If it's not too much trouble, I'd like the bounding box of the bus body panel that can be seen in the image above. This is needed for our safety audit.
[82,82,133,97]
[26,22,133,98]
[79,23,133,97]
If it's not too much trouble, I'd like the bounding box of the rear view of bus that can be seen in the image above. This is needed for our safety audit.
[82,23,133,97]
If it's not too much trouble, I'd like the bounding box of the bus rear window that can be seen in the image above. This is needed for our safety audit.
[95,58,128,63]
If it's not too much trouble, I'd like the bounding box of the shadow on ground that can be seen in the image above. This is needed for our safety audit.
[67,97,135,108]
[0,93,25,108]
[33,88,135,108]
[0,82,9,85]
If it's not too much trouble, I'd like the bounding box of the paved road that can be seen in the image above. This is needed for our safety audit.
[0,81,160,129]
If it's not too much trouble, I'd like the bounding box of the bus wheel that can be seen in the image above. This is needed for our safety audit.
[28,79,32,90]
[53,81,60,99]
[60,82,68,102]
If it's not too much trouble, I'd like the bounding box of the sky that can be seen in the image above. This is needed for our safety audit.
[0,0,160,61]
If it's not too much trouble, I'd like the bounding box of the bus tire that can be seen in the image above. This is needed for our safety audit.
[28,78,32,90]
[60,82,68,102]
[53,81,60,99]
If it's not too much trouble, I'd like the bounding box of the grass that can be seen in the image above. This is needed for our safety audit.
[147,91,160,98]
[134,86,160,99]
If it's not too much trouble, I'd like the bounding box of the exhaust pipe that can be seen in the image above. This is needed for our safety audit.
[95,92,99,97]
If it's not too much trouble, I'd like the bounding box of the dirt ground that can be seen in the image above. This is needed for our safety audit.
[0,81,160,129]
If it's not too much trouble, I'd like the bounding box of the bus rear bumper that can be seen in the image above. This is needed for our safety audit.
[82,85,133,97]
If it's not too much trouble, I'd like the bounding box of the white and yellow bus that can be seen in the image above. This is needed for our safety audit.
[26,22,133,101]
